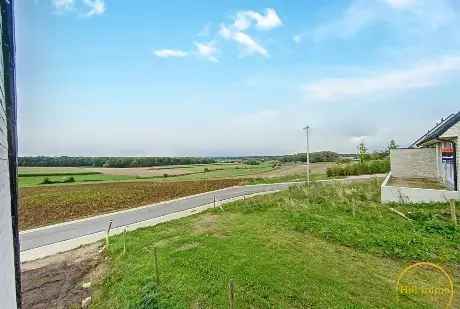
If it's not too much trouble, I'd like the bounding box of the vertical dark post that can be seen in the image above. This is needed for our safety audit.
[106,220,113,247]
[154,247,160,286]
[228,280,235,309]
[453,142,458,191]
[1,0,21,307]
[450,200,457,227]
[123,228,127,255]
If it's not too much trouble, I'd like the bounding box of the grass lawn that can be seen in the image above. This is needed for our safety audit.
[92,181,460,308]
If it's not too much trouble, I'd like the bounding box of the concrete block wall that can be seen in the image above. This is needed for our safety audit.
[390,148,438,179]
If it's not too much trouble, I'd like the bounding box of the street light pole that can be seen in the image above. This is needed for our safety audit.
[303,126,311,185]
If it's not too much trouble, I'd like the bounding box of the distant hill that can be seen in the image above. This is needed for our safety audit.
[18,151,351,168]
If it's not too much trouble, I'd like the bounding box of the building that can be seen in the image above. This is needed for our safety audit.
[0,1,22,308]
[382,111,460,203]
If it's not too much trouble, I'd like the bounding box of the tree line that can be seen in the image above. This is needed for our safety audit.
[18,156,217,168]
[279,151,342,163]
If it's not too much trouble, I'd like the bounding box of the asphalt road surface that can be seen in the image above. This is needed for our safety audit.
[20,182,293,252]
[20,174,385,253]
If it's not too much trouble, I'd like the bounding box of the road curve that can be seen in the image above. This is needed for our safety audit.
[20,174,385,254]
[19,182,293,252]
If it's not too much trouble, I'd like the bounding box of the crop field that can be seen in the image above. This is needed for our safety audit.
[19,179,242,230]
[93,181,460,308]
[18,161,331,187]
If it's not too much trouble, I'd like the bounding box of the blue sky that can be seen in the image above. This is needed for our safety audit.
[16,0,460,156]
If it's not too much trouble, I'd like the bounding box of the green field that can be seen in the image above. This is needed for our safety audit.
[18,161,288,187]
[18,173,138,187]
[92,181,460,308]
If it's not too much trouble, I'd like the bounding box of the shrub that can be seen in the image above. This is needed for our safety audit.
[163,173,168,178]
[244,160,261,165]
[40,177,53,185]
[327,160,390,177]
[62,176,75,183]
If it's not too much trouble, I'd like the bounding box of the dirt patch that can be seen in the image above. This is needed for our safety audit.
[21,243,106,309]
[255,162,334,178]
[191,214,221,236]
[388,177,447,190]
[175,242,200,252]
[19,179,242,230]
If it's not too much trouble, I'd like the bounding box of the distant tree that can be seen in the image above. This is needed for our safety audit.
[358,142,369,163]
[387,140,399,154]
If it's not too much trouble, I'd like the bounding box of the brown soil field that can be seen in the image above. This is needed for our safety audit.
[19,179,242,230]
[87,166,197,177]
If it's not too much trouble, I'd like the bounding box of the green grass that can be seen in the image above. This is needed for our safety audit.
[245,173,330,185]
[18,162,278,187]
[92,181,459,308]
[18,173,137,187]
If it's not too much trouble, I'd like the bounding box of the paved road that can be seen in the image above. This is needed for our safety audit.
[20,183,293,252]
[20,174,385,253]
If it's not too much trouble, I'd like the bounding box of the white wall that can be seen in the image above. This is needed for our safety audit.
[0,11,18,308]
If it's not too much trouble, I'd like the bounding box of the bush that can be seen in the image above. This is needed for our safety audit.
[163,173,168,178]
[327,160,390,177]
[40,177,53,185]
[244,160,261,165]
[62,176,75,183]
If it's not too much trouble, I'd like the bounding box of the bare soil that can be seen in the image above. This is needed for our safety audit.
[255,162,335,178]
[21,243,105,309]
[19,179,242,230]
[388,177,447,190]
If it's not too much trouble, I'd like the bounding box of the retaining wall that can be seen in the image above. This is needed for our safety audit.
[390,148,438,179]
[381,173,460,203]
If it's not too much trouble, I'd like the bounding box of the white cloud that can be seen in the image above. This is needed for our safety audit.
[194,42,218,62]
[304,56,460,100]
[52,0,74,11]
[84,0,105,16]
[311,0,458,40]
[154,49,188,58]
[219,24,268,57]
[216,8,280,58]
[234,8,283,31]
[232,31,268,57]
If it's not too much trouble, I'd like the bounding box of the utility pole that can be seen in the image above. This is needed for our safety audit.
[303,126,311,185]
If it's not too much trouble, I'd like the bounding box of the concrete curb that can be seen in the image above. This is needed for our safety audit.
[20,190,280,262]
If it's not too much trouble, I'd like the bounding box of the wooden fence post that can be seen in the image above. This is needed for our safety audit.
[228,280,235,309]
[450,200,457,226]
[154,247,160,286]
[106,220,113,248]
[123,227,127,256]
